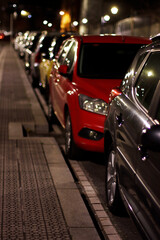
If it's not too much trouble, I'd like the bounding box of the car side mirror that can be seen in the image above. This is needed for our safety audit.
[141,125,160,152]
[58,65,68,76]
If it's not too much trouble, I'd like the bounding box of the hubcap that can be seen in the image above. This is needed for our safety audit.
[107,150,117,206]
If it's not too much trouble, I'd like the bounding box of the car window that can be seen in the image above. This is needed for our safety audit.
[134,52,148,73]
[78,43,144,79]
[135,51,160,110]
[58,41,72,65]
[63,42,76,72]
[53,35,70,58]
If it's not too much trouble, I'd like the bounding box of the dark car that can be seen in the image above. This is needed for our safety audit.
[24,31,42,72]
[104,34,160,240]
[29,32,57,88]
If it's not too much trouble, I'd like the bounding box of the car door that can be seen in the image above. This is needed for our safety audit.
[114,52,150,204]
[133,51,160,238]
[114,88,145,204]
[115,50,160,222]
[52,40,77,126]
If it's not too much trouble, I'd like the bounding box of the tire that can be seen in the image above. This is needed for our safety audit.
[65,112,79,159]
[105,145,124,215]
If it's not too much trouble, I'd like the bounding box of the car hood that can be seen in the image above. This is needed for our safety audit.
[76,78,122,102]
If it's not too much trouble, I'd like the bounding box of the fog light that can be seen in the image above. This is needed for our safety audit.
[78,128,103,141]
[89,130,98,140]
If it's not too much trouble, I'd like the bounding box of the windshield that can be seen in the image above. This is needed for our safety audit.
[78,43,143,79]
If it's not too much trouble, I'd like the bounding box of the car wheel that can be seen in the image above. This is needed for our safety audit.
[65,112,79,159]
[105,146,124,215]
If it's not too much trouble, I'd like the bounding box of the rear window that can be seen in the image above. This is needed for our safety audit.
[78,43,144,79]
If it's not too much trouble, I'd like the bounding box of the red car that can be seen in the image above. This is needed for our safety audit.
[49,35,151,159]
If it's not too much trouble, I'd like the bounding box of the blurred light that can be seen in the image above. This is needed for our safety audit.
[28,14,32,18]
[13,4,17,8]
[60,12,71,31]
[59,11,65,16]
[48,23,52,27]
[111,6,118,14]
[21,10,29,17]
[147,71,153,77]
[73,21,78,26]
[43,20,48,25]
[104,15,110,22]
[13,12,18,19]
[82,18,88,24]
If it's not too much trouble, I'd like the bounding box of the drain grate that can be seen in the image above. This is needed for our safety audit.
[19,140,70,240]
[0,140,71,240]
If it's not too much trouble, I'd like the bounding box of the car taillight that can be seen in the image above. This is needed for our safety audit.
[109,88,122,103]
[0,34,4,40]
[35,51,42,63]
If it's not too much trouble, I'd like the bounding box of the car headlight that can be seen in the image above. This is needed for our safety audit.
[79,94,108,115]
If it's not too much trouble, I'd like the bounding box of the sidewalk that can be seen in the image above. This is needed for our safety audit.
[0,43,101,240]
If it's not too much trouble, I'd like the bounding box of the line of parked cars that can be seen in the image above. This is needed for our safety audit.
[13,30,160,239]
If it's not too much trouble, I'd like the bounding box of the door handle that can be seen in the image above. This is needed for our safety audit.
[116,113,124,127]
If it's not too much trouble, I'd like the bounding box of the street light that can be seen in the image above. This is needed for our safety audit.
[82,18,88,24]
[111,6,118,15]
[59,11,65,16]
[48,23,52,27]
[104,15,110,22]
[43,20,48,25]
[21,10,30,17]
[72,21,78,27]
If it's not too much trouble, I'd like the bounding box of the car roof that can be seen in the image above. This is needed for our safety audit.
[70,34,151,44]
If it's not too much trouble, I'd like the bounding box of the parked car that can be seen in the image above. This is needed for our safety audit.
[24,31,42,72]
[13,32,23,50]
[39,33,74,102]
[30,32,58,88]
[49,35,151,159]
[17,31,30,58]
[104,35,160,240]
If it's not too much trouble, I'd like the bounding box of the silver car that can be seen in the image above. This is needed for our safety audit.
[104,35,160,240]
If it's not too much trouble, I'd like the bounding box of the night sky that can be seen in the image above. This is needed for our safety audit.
[1,0,160,32]
[14,0,160,23]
